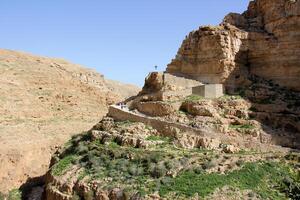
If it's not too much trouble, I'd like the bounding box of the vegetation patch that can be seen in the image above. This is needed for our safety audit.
[51,155,78,176]
[159,162,296,199]
[9,189,22,200]
[229,124,255,130]
[3,189,22,200]
[115,120,135,127]
[52,132,299,199]
[184,95,203,102]
[146,135,170,142]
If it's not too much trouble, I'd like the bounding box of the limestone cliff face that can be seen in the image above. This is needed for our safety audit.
[167,25,249,92]
[167,0,300,92]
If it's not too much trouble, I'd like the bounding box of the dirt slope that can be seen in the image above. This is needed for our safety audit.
[0,49,139,193]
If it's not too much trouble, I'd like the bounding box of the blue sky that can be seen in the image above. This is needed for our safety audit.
[0,0,249,86]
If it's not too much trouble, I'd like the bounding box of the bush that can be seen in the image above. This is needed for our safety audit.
[83,191,95,200]
[202,160,217,170]
[236,160,244,167]
[128,164,138,175]
[71,193,81,200]
[164,160,173,170]
[8,189,21,200]
[185,95,203,102]
[146,135,169,142]
[161,177,173,185]
[193,166,204,174]
[159,162,294,198]
[52,155,77,176]
[150,164,167,178]
[280,176,300,200]
[0,192,5,200]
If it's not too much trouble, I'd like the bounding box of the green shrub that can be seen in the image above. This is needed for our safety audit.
[145,125,153,130]
[193,166,204,174]
[146,135,169,142]
[0,192,5,200]
[148,152,162,163]
[71,193,81,200]
[161,177,173,185]
[236,160,244,167]
[229,124,255,130]
[52,155,77,176]
[159,162,295,198]
[185,95,203,102]
[202,160,217,170]
[280,176,300,199]
[76,142,89,155]
[164,160,173,170]
[150,164,167,178]
[108,142,119,149]
[115,120,134,127]
[128,164,138,175]
[8,189,21,200]
[83,190,95,200]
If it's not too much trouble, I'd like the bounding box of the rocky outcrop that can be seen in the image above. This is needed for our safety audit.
[136,101,177,117]
[167,0,300,92]
[167,25,249,92]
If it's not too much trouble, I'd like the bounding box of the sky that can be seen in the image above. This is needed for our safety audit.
[0,0,249,86]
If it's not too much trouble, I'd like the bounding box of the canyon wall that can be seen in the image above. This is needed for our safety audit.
[167,0,300,92]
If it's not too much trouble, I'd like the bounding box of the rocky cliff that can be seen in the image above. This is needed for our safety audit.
[0,49,139,194]
[167,0,300,92]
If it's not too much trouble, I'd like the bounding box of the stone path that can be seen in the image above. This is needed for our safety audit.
[110,105,224,139]
[108,105,291,153]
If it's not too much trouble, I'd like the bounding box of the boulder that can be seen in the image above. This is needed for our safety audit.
[181,101,217,117]
[137,101,175,117]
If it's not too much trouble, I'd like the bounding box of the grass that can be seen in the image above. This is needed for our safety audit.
[53,132,299,199]
[8,189,22,200]
[0,192,4,200]
[145,125,153,130]
[51,155,78,176]
[159,162,294,199]
[0,189,22,200]
[115,120,135,127]
[146,135,170,142]
[176,110,188,116]
[184,95,203,102]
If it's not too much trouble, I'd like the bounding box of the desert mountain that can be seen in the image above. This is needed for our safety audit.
[0,49,139,193]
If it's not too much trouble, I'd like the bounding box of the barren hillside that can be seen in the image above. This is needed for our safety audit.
[0,49,139,193]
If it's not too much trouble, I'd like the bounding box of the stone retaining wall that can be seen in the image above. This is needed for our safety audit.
[108,105,211,137]
[163,73,202,90]
[161,88,193,101]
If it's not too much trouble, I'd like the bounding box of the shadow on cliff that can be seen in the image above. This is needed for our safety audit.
[224,49,300,149]
[19,175,45,200]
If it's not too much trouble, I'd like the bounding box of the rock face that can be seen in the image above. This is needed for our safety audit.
[167,0,300,92]
[137,101,176,117]
[0,49,139,193]
[167,25,249,92]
